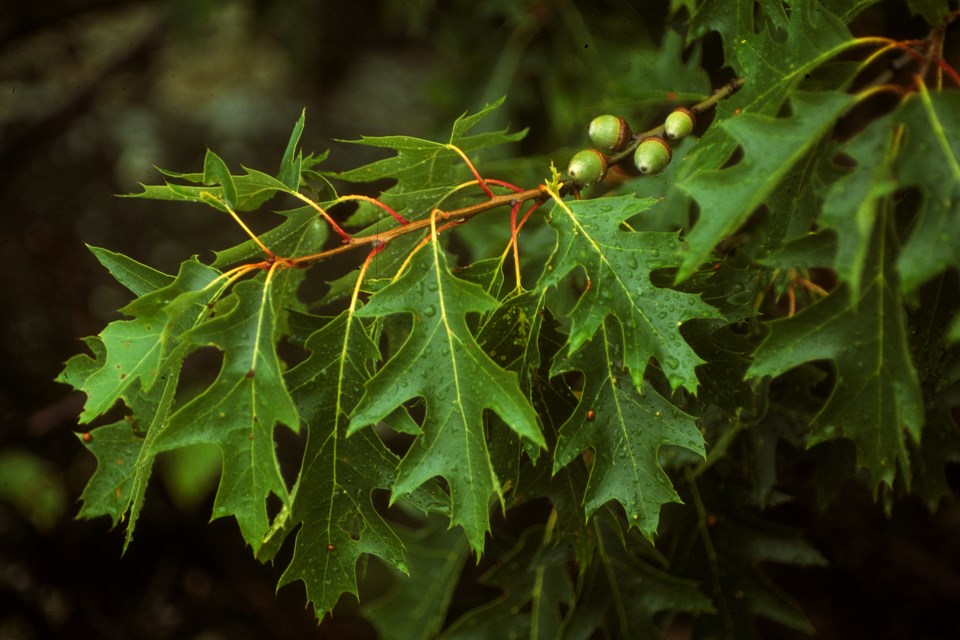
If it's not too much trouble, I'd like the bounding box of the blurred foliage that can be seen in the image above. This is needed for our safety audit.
[0,449,68,532]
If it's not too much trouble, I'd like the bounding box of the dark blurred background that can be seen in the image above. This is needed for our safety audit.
[1,1,959,638]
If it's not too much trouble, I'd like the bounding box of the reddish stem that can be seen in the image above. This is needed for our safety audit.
[932,55,960,86]
[517,200,544,232]
[338,195,410,225]
[486,178,524,193]
[447,145,495,198]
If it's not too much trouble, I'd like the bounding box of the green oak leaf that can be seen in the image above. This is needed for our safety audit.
[78,367,179,550]
[441,527,574,640]
[820,114,899,297]
[600,30,712,110]
[63,341,179,550]
[747,216,923,491]
[62,335,145,528]
[476,291,594,566]
[321,99,525,306]
[676,1,864,245]
[693,517,826,638]
[540,193,721,394]
[277,108,306,190]
[677,91,856,281]
[893,90,960,294]
[85,245,175,296]
[212,205,328,269]
[58,252,203,548]
[278,311,408,619]
[127,110,322,212]
[688,1,855,112]
[907,0,952,24]
[552,319,706,537]
[75,255,220,422]
[365,515,470,640]
[336,97,526,226]
[566,517,715,639]
[128,163,294,213]
[152,275,299,550]
[351,241,544,552]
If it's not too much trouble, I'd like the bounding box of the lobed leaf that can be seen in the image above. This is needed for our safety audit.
[552,320,706,537]
[351,242,544,552]
[748,216,923,491]
[152,275,299,550]
[688,0,855,112]
[365,516,470,640]
[677,91,856,281]
[820,114,899,297]
[441,527,575,640]
[540,193,721,394]
[76,257,220,422]
[892,90,960,294]
[336,97,525,226]
[279,311,408,619]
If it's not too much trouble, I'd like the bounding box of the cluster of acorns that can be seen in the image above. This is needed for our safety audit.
[566,107,696,186]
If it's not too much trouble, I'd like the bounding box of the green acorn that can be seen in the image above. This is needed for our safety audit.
[664,107,696,140]
[567,149,608,186]
[634,137,671,175]
[588,115,632,152]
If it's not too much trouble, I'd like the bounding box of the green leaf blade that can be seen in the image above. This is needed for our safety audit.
[203,149,238,209]
[677,91,856,281]
[541,194,721,394]
[76,259,221,422]
[819,115,899,296]
[277,108,305,190]
[552,322,706,536]
[352,244,543,552]
[894,91,960,294]
[279,311,410,619]
[747,219,923,490]
[86,246,175,297]
[153,276,299,549]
